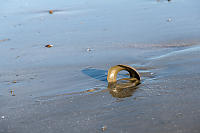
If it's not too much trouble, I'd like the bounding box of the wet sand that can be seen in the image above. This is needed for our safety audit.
[1,0,200,132]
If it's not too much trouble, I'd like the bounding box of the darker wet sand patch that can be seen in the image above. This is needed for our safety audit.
[120,41,200,49]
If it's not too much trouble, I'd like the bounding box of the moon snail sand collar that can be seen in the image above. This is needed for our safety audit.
[107,64,141,86]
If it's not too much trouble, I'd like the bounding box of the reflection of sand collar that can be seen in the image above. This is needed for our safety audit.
[108,82,139,98]
[107,65,141,98]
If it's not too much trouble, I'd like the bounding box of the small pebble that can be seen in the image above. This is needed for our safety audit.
[45,44,53,48]
[101,125,107,131]
[10,90,15,96]
[86,88,96,92]
[49,10,53,14]
[86,48,92,52]
[167,18,172,22]
[1,116,5,119]
[176,113,183,118]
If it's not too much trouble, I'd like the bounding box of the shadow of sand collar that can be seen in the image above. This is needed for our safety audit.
[81,68,107,82]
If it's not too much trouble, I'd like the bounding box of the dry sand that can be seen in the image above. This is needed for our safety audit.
[1,0,200,132]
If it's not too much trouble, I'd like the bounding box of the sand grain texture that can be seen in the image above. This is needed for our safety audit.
[1,0,200,132]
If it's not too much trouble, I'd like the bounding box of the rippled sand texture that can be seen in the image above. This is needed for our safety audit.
[1,0,200,132]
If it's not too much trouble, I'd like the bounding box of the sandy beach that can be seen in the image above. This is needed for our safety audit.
[1,0,200,132]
